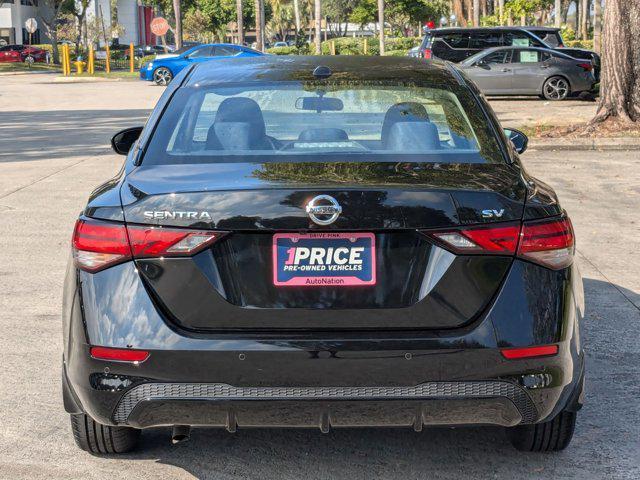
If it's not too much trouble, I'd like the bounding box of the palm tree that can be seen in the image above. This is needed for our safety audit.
[173,0,182,49]
[236,0,244,45]
[314,0,321,54]
[293,0,301,39]
[255,0,264,51]
[377,0,384,55]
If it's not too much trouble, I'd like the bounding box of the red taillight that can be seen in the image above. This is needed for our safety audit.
[518,217,574,269]
[427,223,520,255]
[72,218,226,272]
[90,346,149,363]
[127,226,223,257]
[72,219,131,272]
[422,216,575,270]
[577,62,593,71]
[421,48,432,59]
[501,344,558,359]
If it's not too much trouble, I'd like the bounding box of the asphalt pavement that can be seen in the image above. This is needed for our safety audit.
[0,74,638,479]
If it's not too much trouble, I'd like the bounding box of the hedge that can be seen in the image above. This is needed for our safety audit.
[319,37,420,56]
[266,45,311,55]
[137,54,156,69]
[564,39,594,49]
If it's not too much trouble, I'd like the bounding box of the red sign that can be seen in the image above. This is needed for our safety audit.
[425,21,435,30]
[150,17,170,37]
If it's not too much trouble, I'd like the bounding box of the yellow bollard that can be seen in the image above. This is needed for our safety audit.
[63,44,70,76]
[129,42,134,73]
[105,45,111,74]
[364,38,368,55]
[330,40,336,55]
[88,46,94,75]
[60,45,66,75]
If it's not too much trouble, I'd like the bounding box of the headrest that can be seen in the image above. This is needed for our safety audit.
[212,122,257,150]
[215,97,266,138]
[381,102,430,141]
[383,121,441,151]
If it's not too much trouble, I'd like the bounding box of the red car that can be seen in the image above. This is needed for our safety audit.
[0,44,47,63]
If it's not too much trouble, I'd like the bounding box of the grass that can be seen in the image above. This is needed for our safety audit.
[72,70,139,80]
[0,62,60,73]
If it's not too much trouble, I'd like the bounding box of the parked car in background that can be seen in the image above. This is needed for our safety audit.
[459,46,596,100]
[520,26,601,81]
[273,41,289,48]
[418,27,600,81]
[0,45,22,62]
[0,44,47,63]
[140,43,264,85]
[124,45,173,59]
[154,42,200,60]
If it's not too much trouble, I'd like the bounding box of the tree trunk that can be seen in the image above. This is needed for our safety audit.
[378,0,385,54]
[236,0,243,45]
[172,0,182,49]
[293,0,301,38]
[574,0,580,33]
[452,0,464,26]
[581,0,589,40]
[464,0,472,26]
[592,0,640,124]
[255,0,264,51]
[593,0,601,53]
[473,0,480,26]
[314,0,321,54]
[498,0,504,25]
[554,0,562,26]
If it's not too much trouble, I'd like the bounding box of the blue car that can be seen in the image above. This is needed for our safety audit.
[140,43,264,85]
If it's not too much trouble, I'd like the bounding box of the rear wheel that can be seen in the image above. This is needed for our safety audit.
[70,413,140,454]
[24,55,34,65]
[542,76,570,101]
[153,67,173,86]
[506,409,576,452]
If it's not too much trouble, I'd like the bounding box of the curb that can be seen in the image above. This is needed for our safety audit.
[529,138,640,151]
[0,70,58,76]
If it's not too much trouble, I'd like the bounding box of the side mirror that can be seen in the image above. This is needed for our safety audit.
[111,126,143,155]
[504,128,528,154]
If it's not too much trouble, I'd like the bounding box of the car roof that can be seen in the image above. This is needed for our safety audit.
[428,26,542,34]
[185,56,458,88]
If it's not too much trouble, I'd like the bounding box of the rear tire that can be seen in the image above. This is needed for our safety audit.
[70,413,140,454]
[506,409,576,452]
[542,76,570,101]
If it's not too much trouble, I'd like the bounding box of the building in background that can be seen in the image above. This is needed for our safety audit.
[0,0,50,46]
[89,0,159,47]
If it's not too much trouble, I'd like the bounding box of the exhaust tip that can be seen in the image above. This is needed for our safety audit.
[171,425,191,444]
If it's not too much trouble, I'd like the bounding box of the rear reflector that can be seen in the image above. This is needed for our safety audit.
[90,346,150,363]
[422,216,575,270]
[501,345,558,359]
[422,48,432,59]
[577,62,593,71]
[72,218,226,272]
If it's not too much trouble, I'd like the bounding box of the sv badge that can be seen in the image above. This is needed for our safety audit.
[482,209,505,219]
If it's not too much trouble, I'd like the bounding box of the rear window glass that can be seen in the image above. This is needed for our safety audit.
[469,32,502,49]
[441,33,469,49]
[143,81,504,165]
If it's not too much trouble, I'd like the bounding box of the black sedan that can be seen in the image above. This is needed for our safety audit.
[63,56,584,454]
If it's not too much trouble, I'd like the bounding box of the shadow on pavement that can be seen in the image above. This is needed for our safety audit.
[81,277,639,479]
[0,109,151,162]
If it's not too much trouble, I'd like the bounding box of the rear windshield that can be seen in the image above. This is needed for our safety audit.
[143,81,504,165]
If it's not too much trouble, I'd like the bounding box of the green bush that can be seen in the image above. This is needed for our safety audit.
[266,44,310,55]
[383,49,409,57]
[137,54,156,68]
[320,37,420,56]
[564,39,594,49]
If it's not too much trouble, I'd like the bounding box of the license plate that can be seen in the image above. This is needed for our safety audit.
[273,232,376,287]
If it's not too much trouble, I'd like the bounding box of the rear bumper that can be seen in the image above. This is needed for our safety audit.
[62,259,585,430]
